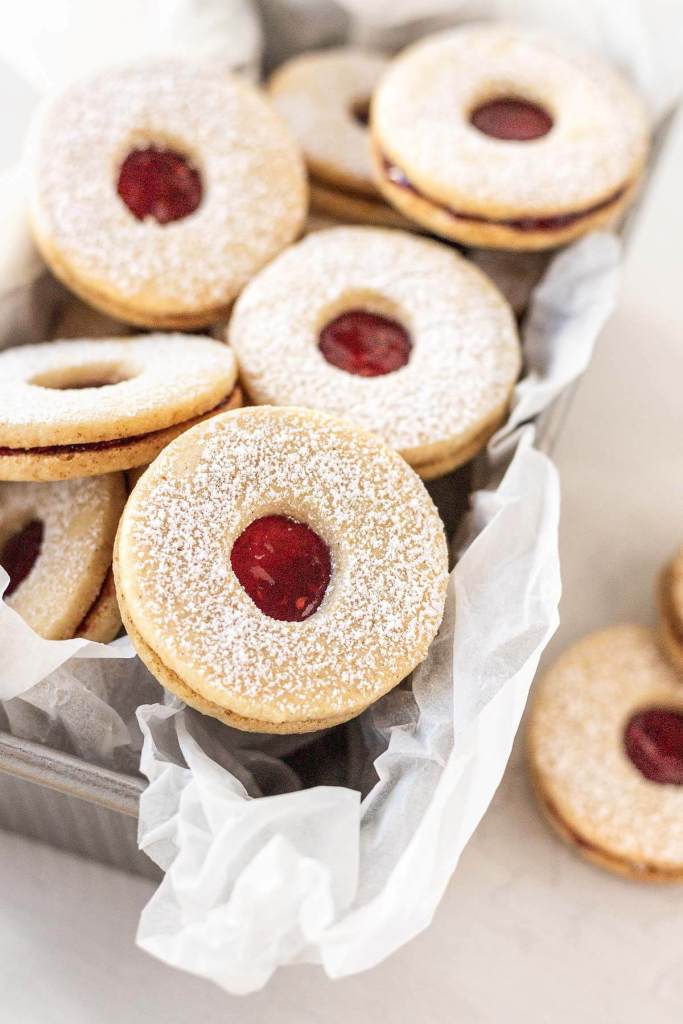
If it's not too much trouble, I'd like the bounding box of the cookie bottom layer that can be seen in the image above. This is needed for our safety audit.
[407,415,503,480]
[531,769,683,883]
[115,569,368,735]
[33,224,236,330]
[0,388,243,481]
[374,149,638,251]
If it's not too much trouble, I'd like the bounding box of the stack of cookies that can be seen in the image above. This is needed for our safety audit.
[1,25,650,735]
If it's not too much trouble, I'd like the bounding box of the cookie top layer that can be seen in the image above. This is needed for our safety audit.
[0,474,125,639]
[229,226,520,458]
[30,60,307,322]
[372,24,649,218]
[529,625,683,873]
[269,47,388,195]
[115,406,449,727]
[0,335,237,448]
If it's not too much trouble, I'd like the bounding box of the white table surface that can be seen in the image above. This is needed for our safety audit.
[2,50,683,1024]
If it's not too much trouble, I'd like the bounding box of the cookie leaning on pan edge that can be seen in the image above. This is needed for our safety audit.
[0,335,241,480]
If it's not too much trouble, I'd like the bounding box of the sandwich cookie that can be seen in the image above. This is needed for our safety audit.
[529,625,683,881]
[0,335,241,481]
[1,474,126,641]
[30,59,307,328]
[658,546,683,675]
[229,227,520,479]
[114,406,449,733]
[372,25,649,250]
[269,48,411,229]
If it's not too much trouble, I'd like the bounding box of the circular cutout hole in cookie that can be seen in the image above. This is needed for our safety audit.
[319,309,412,377]
[623,706,683,785]
[350,97,371,127]
[1,519,44,596]
[30,362,134,390]
[117,145,202,224]
[470,97,553,141]
[230,514,331,622]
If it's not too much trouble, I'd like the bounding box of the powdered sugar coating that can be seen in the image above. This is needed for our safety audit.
[229,227,520,456]
[373,24,650,217]
[269,48,388,195]
[0,474,124,638]
[30,60,307,321]
[0,335,237,448]
[117,406,449,726]
[530,625,683,871]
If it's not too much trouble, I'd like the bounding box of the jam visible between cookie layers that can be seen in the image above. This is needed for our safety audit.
[623,707,683,785]
[470,98,553,141]
[117,146,202,224]
[380,156,626,232]
[319,310,412,377]
[1,519,44,596]
[0,390,237,458]
[231,514,331,622]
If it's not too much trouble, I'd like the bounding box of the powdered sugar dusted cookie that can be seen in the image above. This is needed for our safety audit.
[658,546,683,676]
[30,60,307,328]
[229,227,520,479]
[1,474,126,641]
[0,335,241,480]
[372,25,650,250]
[270,48,412,229]
[529,625,683,881]
[114,406,449,733]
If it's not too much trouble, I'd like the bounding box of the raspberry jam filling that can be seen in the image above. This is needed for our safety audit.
[230,515,331,622]
[623,707,683,785]
[470,98,553,141]
[117,146,202,224]
[319,310,412,377]
[1,519,44,596]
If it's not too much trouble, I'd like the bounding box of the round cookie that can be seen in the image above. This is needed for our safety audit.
[371,25,650,250]
[30,59,307,328]
[658,546,683,675]
[114,406,449,733]
[1,474,126,641]
[229,227,520,479]
[269,48,413,229]
[528,625,683,881]
[0,335,241,481]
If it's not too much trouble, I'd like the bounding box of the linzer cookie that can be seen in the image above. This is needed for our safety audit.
[372,25,649,250]
[269,48,411,229]
[658,546,683,675]
[0,335,241,480]
[114,406,449,733]
[29,59,307,328]
[1,474,126,641]
[528,625,683,881]
[229,227,520,479]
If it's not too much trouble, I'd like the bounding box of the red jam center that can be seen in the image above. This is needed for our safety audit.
[117,146,202,224]
[230,515,331,622]
[1,519,44,596]
[470,98,553,141]
[319,310,412,377]
[623,707,683,785]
